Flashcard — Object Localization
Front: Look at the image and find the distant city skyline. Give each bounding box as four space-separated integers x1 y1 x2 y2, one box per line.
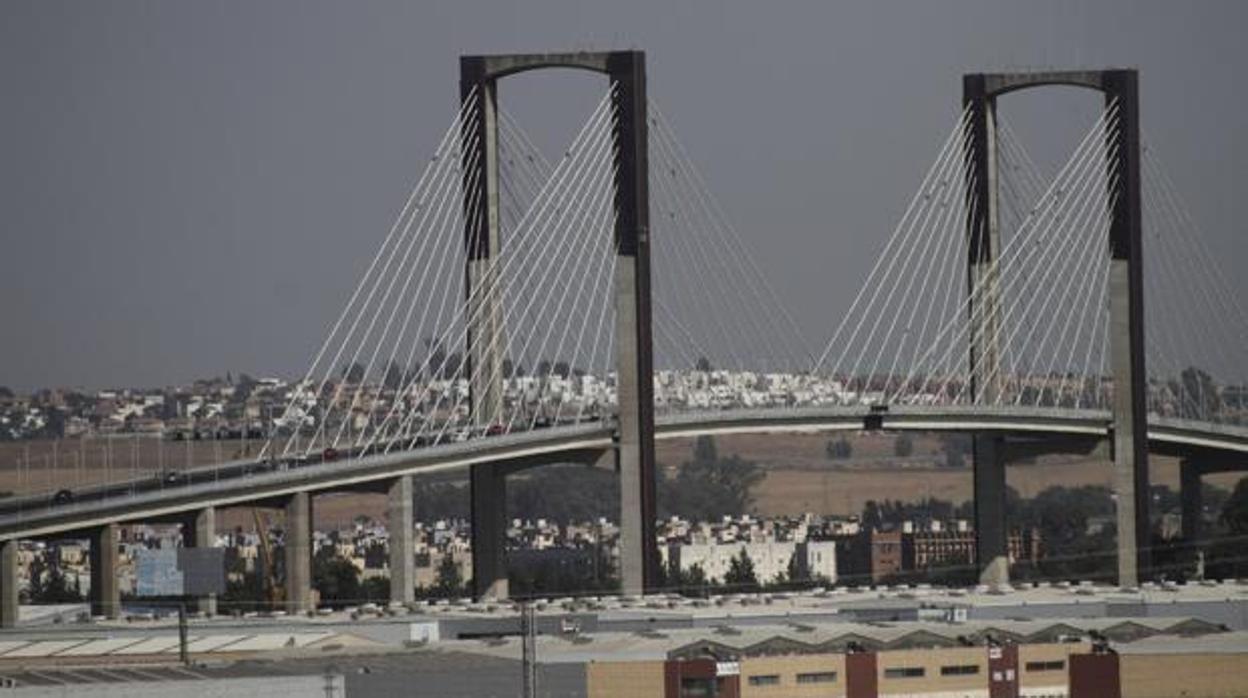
2 0 1246 390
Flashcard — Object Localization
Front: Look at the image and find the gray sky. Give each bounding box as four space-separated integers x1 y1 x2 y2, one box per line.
1 0 1244 391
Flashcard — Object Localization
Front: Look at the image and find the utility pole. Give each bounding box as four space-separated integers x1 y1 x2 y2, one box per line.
177 601 189 666
521 602 538 698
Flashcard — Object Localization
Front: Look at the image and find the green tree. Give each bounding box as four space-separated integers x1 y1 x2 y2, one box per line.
313 549 362 606
433 554 464 598
660 437 764 521
1006 485 1117 581
681 563 708 591
693 435 718 464
695 356 714 372
423 340 447 381
1220 478 1248 535
232 373 258 402
25 551 83 604
362 577 391 602
786 550 807 583
826 437 852 460
221 554 267 611
940 434 970 468
383 361 405 391
508 466 619 524
723 548 758 590
341 362 367 384
36 567 81 603
1173 366 1222 420
894 434 914 458
412 479 470 522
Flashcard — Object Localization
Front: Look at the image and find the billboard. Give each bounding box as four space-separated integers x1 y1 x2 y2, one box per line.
135 548 225 597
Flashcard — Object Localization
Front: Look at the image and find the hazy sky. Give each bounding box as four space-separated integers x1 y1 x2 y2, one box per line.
1 0 1245 391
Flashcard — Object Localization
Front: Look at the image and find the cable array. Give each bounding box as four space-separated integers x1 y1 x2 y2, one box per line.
814 103 1123 410
261 88 1248 470
1141 141 1248 425
263 87 623 460
648 102 814 413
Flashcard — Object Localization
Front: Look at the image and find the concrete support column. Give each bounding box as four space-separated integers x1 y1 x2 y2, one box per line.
89 524 120 619
284 492 313 614
1180 459 1203 546
973 435 1009 586
387 475 415 605
0 539 18 628
185 506 218 616
471 463 508 599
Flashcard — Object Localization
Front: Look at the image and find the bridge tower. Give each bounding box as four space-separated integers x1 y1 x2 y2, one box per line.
963 70 1149 587
460 52 658 598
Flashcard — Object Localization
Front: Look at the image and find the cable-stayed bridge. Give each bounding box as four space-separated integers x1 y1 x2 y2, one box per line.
1 55 1245 627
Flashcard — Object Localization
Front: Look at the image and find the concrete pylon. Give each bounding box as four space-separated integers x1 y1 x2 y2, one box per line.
0 539 17 628
460 65 505 430
387 475 416 605
963 74 1009 587
461 58 509 602
962 70 1148 586
284 492 313 614
608 52 659 596
89 524 120 619
458 52 658 597
1102 70 1150 587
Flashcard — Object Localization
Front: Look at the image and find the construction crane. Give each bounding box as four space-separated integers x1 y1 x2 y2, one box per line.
252 508 283 609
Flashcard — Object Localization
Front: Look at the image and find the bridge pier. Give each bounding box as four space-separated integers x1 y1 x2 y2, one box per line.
973 435 1009 586
1181 459 1204 546
388 475 416 605
284 492 313 614
1 539 17 628
471 463 508 599
183 506 218 616
89 523 120 619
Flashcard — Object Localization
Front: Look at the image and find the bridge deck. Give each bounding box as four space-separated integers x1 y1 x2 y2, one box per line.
1 406 1245 541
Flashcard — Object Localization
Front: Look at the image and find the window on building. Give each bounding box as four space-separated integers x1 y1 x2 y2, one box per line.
1024 660 1066 672
796 671 837 684
679 678 714 697
884 667 925 679
940 665 980 676
747 675 781 686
